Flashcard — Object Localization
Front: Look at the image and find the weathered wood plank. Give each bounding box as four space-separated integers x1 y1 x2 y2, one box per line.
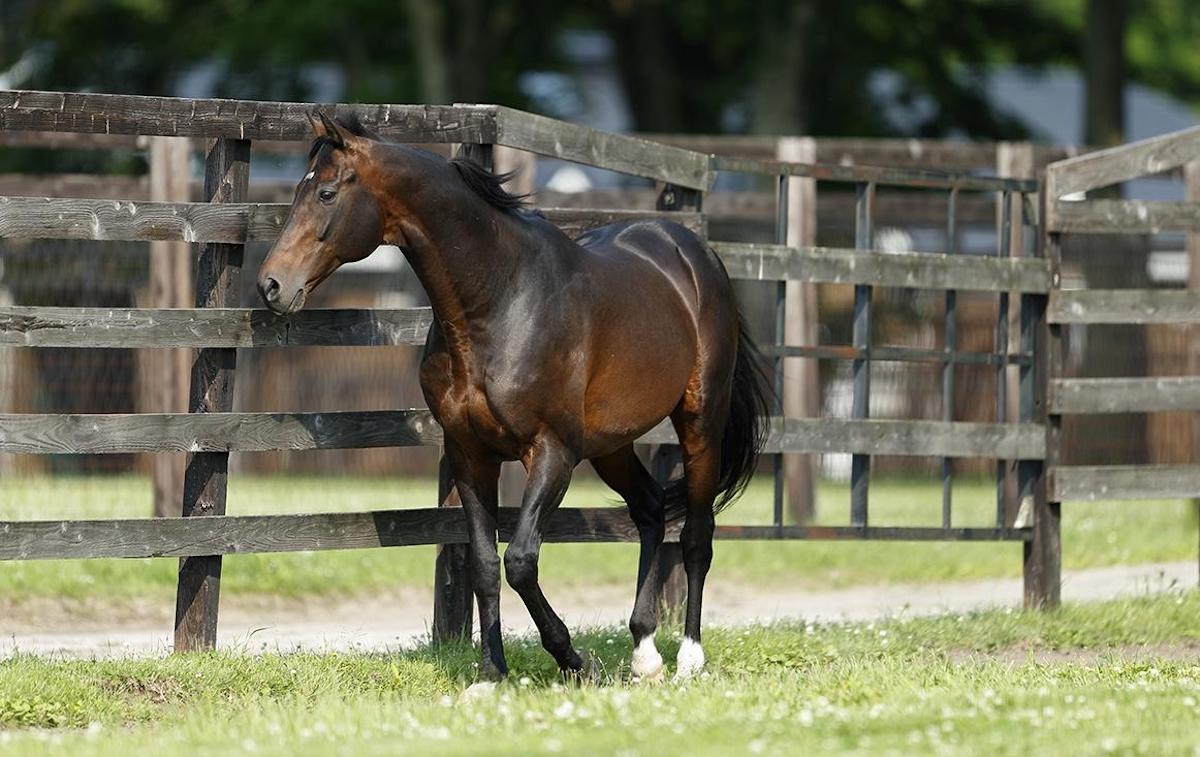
0 510 1030 561
713 242 1052 292
0 410 443 454
642 417 1046 460
1047 199 1200 233
0 196 287 243
1047 125 1200 198
1 306 1037 359
1051 377 1200 414
542 188 1005 227
1052 465 1200 501
1048 290 1200 324
494 106 710 190
0 129 1077 171
0 411 1044 459
711 155 1036 193
0 307 433 348
0 197 701 243
0 90 497 143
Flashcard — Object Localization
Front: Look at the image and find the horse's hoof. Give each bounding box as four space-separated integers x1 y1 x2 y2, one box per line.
672 638 706 682
631 637 664 683
563 651 603 686
461 681 500 700
633 663 665 684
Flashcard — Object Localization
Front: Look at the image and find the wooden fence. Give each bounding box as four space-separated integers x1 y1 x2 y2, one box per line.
1041 127 1200 600
0 130 1070 517
1 89 1052 651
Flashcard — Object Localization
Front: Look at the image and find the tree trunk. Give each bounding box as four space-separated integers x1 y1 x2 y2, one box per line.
1064 0 1147 466
750 1 814 135
1084 0 1127 149
404 0 450 103
605 5 683 132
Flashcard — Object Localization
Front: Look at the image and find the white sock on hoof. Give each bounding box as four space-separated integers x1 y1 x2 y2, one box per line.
630 636 663 679
461 681 499 700
674 637 705 680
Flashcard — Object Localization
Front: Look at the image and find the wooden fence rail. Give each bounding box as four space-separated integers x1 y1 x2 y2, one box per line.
0 510 1032 563
0 197 705 243
1049 290 1200 324
0 412 1045 460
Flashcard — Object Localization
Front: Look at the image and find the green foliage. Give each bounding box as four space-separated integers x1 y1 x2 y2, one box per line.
2 1 1197 139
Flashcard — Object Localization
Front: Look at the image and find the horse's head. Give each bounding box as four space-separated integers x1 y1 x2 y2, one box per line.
257 112 384 315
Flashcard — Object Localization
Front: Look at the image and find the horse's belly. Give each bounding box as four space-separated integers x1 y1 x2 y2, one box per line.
581 338 693 457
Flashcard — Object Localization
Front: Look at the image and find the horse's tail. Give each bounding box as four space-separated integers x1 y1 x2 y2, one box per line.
663 313 772 521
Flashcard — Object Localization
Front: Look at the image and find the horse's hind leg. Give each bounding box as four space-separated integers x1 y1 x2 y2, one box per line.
591 445 666 680
504 437 587 674
671 411 721 680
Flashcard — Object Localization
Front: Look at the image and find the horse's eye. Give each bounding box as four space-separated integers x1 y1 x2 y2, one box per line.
318 188 336 202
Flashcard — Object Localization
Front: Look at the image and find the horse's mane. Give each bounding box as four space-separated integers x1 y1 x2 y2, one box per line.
449 149 530 212
307 113 528 213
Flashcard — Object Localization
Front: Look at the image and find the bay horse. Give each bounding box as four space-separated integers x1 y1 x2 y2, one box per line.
257 112 769 684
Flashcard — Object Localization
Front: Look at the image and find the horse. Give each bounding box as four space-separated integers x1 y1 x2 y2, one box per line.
257 112 769 684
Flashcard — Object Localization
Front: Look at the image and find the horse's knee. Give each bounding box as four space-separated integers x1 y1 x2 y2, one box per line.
503 545 539 591
470 546 501 595
629 610 657 642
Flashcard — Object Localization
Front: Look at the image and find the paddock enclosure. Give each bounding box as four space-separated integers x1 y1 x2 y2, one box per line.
0 90 1195 651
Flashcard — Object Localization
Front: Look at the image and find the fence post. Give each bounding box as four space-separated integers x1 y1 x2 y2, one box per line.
433 455 473 641
776 137 818 523
173 136 250 652
1023 179 1061 609
997 143 1035 523
143 136 192 517
1186 159 1200 587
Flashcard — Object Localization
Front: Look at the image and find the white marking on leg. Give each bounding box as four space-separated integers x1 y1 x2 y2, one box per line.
630 636 663 680
461 681 498 700
674 637 705 680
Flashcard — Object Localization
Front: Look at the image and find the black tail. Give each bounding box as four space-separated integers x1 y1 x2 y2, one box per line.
663 314 772 521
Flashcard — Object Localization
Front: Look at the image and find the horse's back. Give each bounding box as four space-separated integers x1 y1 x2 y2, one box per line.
574 219 729 300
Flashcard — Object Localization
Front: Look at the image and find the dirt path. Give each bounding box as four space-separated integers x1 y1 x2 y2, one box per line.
2 561 1194 659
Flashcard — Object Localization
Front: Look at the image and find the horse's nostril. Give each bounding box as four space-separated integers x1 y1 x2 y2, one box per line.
259 277 281 303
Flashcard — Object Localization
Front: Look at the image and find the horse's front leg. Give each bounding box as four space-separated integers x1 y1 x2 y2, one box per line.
444 440 506 682
504 437 585 674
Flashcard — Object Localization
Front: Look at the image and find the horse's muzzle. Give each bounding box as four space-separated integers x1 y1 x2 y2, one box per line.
257 275 305 315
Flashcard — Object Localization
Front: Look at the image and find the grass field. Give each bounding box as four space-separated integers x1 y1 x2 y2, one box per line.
0 474 1196 604
0 592 1197 755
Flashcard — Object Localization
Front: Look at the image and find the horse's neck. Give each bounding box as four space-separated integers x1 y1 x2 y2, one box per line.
381 158 523 332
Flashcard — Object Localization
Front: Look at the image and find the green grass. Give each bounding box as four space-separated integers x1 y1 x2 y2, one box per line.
0 474 1196 603
0 592 1197 755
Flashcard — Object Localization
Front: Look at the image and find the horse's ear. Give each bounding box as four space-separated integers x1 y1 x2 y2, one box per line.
311 111 347 148
307 111 325 138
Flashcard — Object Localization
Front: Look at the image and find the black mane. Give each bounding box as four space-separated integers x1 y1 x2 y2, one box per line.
449 151 529 212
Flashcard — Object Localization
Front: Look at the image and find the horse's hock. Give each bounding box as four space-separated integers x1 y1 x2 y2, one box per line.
0 89 1197 650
